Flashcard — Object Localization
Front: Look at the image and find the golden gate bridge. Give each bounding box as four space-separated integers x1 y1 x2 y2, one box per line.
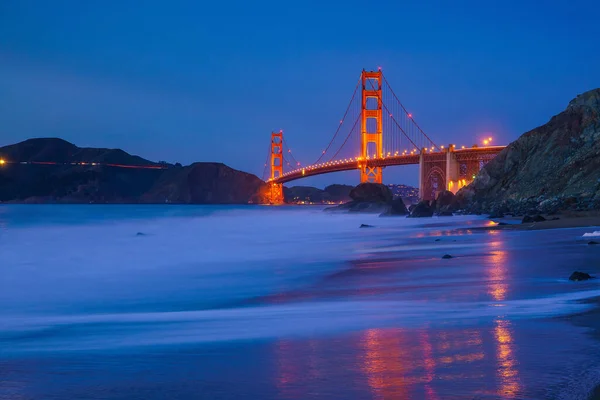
262 69 505 204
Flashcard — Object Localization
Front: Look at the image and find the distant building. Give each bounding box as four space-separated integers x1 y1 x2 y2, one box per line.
387 184 419 204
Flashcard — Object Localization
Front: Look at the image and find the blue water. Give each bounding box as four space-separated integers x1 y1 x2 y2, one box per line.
1 205 600 399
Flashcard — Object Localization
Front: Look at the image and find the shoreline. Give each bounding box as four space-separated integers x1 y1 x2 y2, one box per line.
475 210 600 232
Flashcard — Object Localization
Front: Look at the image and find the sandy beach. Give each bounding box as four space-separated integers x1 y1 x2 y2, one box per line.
476 210 600 232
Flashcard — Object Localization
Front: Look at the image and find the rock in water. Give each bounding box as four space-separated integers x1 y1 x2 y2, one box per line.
408 200 434 218
569 271 594 281
380 198 409 217
522 215 534 223
435 190 456 212
136 232 146 236
533 215 546 222
325 183 394 214
442 254 453 259
360 224 374 228
589 241 599 245
349 183 393 203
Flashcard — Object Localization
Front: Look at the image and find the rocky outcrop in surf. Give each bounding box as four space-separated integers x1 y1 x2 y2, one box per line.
325 183 409 216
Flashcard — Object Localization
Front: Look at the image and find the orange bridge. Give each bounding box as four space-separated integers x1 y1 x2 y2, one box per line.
263 69 505 203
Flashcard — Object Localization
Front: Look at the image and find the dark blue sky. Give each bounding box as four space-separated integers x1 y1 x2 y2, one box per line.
1 0 598 187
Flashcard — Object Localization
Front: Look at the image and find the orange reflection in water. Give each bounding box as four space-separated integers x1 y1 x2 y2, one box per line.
360 328 438 399
488 248 508 301
361 327 489 399
485 236 522 396
493 319 521 397
362 328 410 399
419 330 439 400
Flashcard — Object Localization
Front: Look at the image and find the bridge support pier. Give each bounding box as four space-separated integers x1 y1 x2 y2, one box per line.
418 148 425 199
268 131 285 204
267 182 284 205
445 144 460 194
360 70 383 183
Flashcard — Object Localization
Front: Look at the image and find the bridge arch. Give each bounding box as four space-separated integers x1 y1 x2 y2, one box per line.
424 166 445 202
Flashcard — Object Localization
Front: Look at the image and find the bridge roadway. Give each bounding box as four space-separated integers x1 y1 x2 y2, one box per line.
271 146 506 184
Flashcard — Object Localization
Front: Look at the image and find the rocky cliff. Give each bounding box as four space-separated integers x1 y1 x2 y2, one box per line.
457 88 600 214
0 138 266 204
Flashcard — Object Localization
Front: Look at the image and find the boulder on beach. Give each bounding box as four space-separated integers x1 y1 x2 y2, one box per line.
380 197 409 217
435 190 456 213
349 183 393 203
522 215 546 223
325 183 406 215
569 271 594 281
408 200 434 218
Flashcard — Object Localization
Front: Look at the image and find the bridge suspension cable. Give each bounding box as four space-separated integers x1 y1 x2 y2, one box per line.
381 72 439 151
365 77 421 155
282 137 301 168
262 142 272 181
312 75 362 165
327 110 362 162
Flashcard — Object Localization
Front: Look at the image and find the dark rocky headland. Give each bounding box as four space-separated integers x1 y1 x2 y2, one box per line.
455 88 600 215
0 138 268 204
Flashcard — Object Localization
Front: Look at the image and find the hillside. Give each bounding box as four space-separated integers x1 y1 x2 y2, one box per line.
284 184 354 204
0 138 266 204
456 88 600 214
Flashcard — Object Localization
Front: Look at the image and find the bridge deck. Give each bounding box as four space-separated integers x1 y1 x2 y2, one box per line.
271 146 506 184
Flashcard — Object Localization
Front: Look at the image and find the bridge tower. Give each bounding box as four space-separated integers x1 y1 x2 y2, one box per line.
268 130 284 204
360 70 383 183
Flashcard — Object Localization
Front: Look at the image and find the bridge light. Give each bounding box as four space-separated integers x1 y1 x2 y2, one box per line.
483 139 489 146
408 113 412 118
461 145 465 149
441 145 444 149
488 137 492 141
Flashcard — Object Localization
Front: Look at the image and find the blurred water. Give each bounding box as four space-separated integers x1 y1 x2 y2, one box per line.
1 205 600 399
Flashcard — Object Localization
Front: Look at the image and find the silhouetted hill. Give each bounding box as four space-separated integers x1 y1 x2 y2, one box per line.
456 88 600 214
142 162 266 204
0 138 265 204
0 138 158 166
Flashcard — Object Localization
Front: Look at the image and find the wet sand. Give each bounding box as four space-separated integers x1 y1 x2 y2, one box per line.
559 299 600 400
477 210 600 232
